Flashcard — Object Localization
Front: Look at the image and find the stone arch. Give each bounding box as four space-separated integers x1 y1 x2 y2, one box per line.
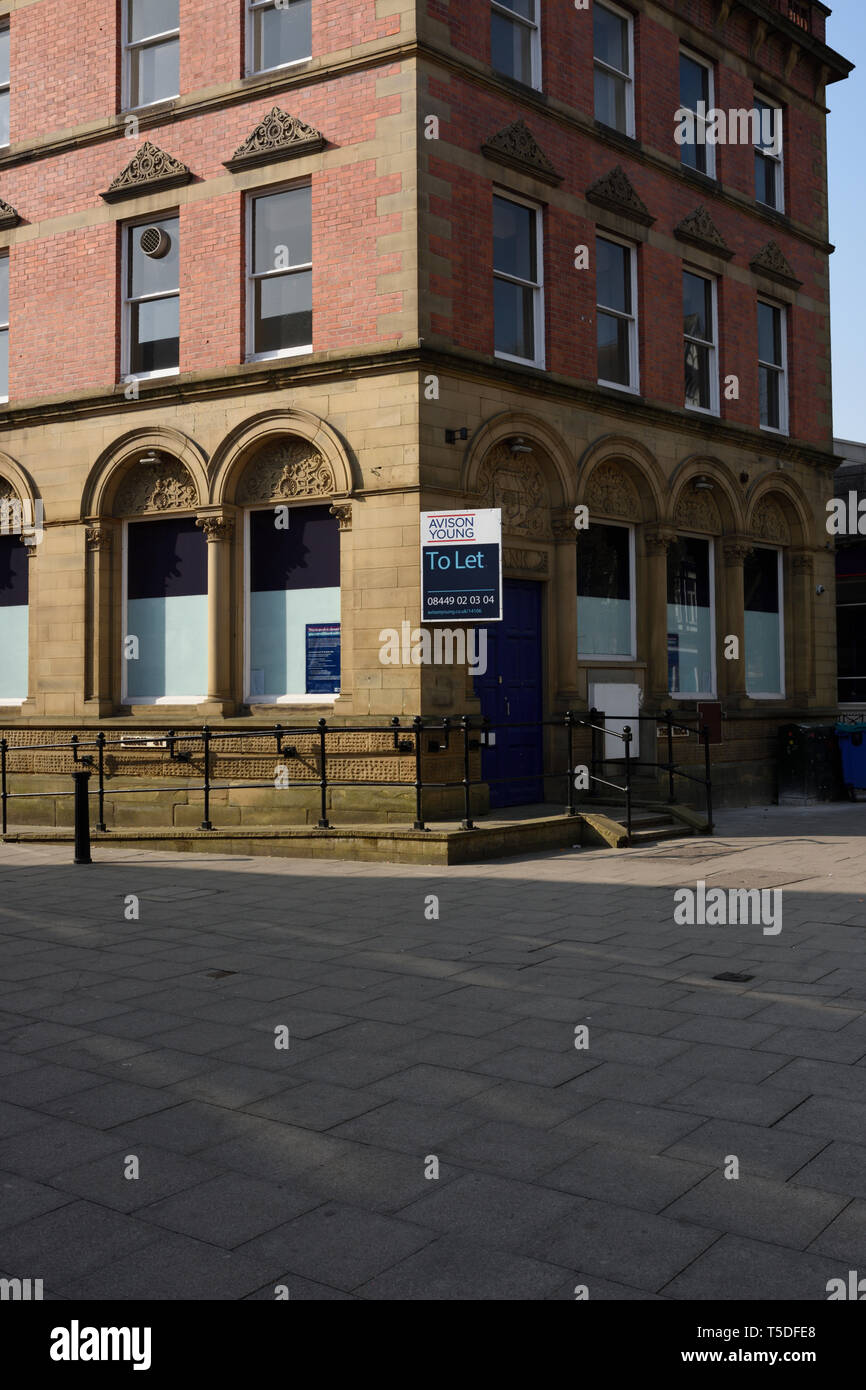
81 427 209 519
460 412 573 510
0 452 39 512
746 476 811 549
208 411 356 506
576 435 664 523
668 454 746 535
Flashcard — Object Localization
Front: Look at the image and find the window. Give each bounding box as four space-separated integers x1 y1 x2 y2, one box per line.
0 256 8 401
578 523 635 658
745 546 784 696
491 0 540 89
667 535 715 696
758 300 788 433
594 2 634 137
123 216 179 379
0 532 27 702
596 234 638 391
246 504 340 701
124 517 207 703
247 187 312 360
679 49 714 177
683 269 717 414
0 22 9 147
754 97 783 211
124 0 179 109
493 194 544 367
248 0 312 76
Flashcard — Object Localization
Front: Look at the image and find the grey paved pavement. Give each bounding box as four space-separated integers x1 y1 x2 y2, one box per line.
1 801 865 1300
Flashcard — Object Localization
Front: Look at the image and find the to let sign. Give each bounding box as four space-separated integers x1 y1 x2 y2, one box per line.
421 509 502 622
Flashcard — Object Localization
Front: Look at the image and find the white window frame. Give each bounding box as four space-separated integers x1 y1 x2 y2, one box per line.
246 185 313 363
754 94 784 212
745 545 785 699
120 517 206 706
577 520 636 662
680 46 715 179
0 253 8 403
593 0 635 139
122 1 180 112
0 19 10 150
596 230 639 394
121 213 180 383
491 0 541 92
246 0 312 79
757 298 789 436
683 266 719 417
668 533 717 700
493 189 545 369
243 505 340 705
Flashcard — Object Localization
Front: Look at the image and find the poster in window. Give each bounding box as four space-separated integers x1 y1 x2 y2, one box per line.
306 622 340 694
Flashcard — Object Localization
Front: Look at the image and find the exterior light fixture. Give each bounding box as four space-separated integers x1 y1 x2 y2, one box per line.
445 428 468 444
693 475 714 491
510 437 533 455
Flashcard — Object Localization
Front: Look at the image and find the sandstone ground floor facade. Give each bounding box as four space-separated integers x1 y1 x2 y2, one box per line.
0 356 840 820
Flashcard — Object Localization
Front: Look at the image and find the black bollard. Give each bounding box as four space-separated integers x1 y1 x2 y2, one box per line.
73 769 92 865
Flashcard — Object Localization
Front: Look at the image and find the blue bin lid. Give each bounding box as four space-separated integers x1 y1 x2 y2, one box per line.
836 722 866 734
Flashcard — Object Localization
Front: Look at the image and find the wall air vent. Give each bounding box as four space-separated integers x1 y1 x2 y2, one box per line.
139 226 171 259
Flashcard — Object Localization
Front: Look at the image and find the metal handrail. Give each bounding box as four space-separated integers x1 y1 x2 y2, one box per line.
0 710 714 851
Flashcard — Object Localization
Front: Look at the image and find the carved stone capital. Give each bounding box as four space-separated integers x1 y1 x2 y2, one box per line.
551 508 576 540
723 539 754 567
329 502 352 532
644 529 676 555
196 514 234 543
85 522 113 551
791 551 814 574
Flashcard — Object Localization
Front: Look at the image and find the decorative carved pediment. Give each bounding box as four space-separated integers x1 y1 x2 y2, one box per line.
674 206 733 260
752 499 791 544
0 197 20 229
481 120 562 186
114 458 198 515
585 464 642 521
750 241 801 288
237 438 336 503
224 108 326 172
586 166 654 226
101 142 193 202
477 443 549 538
675 491 721 533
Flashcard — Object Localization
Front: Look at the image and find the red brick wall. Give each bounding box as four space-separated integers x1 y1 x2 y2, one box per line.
4 61 406 398
420 0 839 449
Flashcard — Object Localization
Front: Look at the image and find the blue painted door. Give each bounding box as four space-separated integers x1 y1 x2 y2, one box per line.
474 579 544 807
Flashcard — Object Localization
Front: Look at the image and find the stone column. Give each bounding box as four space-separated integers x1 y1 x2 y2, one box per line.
643 529 675 703
83 520 119 716
552 511 579 701
790 550 814 701
330 502 352 705
722 539 753 704
197 510 235 716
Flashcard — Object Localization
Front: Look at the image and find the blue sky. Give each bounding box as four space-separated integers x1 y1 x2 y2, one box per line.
827 2 864 443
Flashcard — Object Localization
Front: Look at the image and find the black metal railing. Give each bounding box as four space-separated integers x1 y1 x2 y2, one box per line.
0 710 714 859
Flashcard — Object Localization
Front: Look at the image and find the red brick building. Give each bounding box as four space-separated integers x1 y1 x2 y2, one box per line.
0 1 854 821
